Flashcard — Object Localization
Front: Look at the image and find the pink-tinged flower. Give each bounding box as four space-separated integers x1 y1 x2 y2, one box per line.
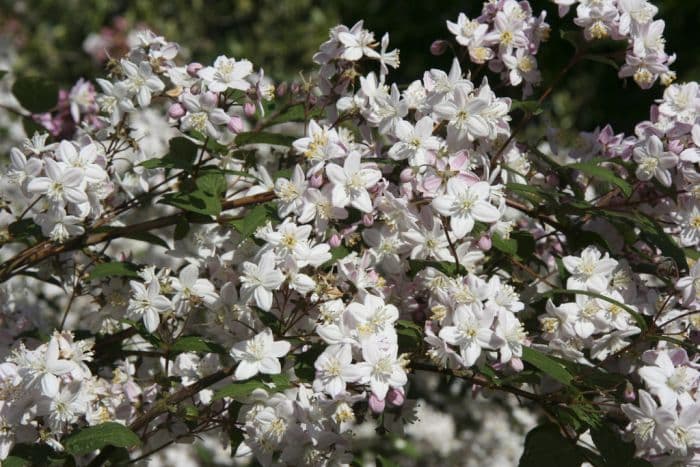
313 344 356 397
198 55 253 93
230 328 290 380
326 152 382 213
633 135 678 187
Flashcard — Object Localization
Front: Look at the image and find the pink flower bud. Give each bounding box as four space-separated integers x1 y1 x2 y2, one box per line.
477 235 492 251
362 213 374 227
509 357 524 372
227 115 243 133
244 102 256 117
329 234 342 248
290 82 301 94
309 172 324 188
430 40 448 56
202 91 219 108
276 82 288 97
386 388 405 407
186 62 203 77
624 383 636 402
168 103 186 119
400 168 414 183
545 173 559 187
368 393 386 414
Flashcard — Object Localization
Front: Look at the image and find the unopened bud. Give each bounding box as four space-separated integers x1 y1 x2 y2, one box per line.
362 213 374 227
400 168 414 183
276 82 288 98
509 357 524 372
309 172 324 188
186 62 203 77
368 393 386 414
386 388 405 407
430 40 449 56
624 382 636 402
329 234 342 248
168 103 186 119
477 235 492 251
227 115 243 133
244 102 256 117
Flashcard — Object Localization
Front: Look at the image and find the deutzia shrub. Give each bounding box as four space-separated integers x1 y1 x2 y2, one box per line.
0 1 698 466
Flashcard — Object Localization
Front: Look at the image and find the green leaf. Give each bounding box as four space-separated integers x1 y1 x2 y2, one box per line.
396 319 422 353
407 259 462 277
7 218 43 242
213 374 292 401
87 262 140 281
4 444 59 467
141 136 199 169
511 99 543 116
567 161 632 197
161 188 221 217
169 336 225 354
519 424 585 467
123 231 170 249
321 245 352 269
492 233 517 255
582 54 620 70
591 425 635 466
12 77 58 113
266 103 324 126
235 131 296 147
0 70 7 80
521 347 574 386
63 422 141 456
230 203 276 239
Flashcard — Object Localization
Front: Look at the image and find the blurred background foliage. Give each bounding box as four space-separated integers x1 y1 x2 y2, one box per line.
1 0 699 135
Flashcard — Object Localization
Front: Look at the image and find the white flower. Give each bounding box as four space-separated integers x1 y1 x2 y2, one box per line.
240 252 285 311
433 86 491 142
55 141 107 184
562 246 618 292
338 28 380 61
121 60 165 107
198 55 253 93
181 91 231 140
274 165 308 218
431 179 501 239
172 264 219 312
128 280 172 333
230 328 291 380
347 294 399 336
346 340 406 400
326 152 382 213
438 305 504 367
633 135 678 187
388 116 441 166
313 344 356 397
27 158 87 206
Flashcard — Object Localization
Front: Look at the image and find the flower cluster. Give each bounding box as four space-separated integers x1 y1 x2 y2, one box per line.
555 0 675 88
0 1 698 466
446 0 550 95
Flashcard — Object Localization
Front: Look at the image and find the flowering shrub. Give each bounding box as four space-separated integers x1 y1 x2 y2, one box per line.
0 1 698 465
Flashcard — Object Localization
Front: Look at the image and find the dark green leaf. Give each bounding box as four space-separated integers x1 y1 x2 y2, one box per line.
213 375 291 401
521 346 574 385
7 218 42 242
582 54 620 70
161 189 221 217
519 424 585 467
169 336 225 354
567 161 632 197
230 203 276 239
141 137 199 169
321 245 352 269
591 425 635 466
235 131 296 147
266 103 324 126
511 99 543 116
12 77 58 113
87 262 140 281
63 422 141 456
492 232 517 256
123 232 169 249
407 259 462 277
